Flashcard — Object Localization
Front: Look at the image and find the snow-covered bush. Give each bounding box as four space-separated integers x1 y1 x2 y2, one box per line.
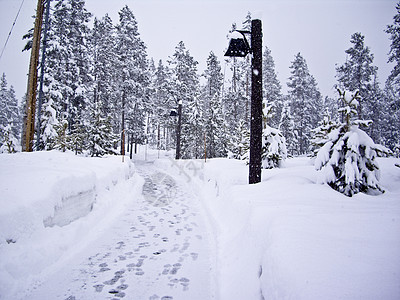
0 124 19 153
228 119 250 161
262 125 287 168
315 89 390 197
261 103 287 168
53 119 70 152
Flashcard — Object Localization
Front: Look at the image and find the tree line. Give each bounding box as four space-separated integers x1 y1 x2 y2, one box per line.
0 0 399 161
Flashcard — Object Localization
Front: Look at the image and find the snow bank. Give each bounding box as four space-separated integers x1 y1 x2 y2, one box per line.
0 150 141 299
199 156 400 300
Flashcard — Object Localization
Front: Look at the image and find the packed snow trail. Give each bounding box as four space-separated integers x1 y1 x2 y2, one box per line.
24 158 215 300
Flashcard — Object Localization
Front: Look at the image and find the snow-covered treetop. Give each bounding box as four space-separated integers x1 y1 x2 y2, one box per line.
337 89 361 128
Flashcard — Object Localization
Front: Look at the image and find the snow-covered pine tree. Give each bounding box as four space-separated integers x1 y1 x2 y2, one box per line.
383 81 400 155
228 119 250 161
310 108 340 157
206 94 228 158
223 13 252 138
168 41 200 159
386 1 400 86
0 73 10 141
336 32 377 121
24 0 93 150
0 124 18 153
287 53 323 155
262 126 287 169
384 2 400 155
181 96 204 159
88 101 118 157
261 103 287 169
262 46 283 128
151 59 173 150
116 5 149 154
53 119 70 152
0 73 20 152
90 14 119 134
279 99 297 157
315 89 390 197
39 97 59 150
202 51 227 158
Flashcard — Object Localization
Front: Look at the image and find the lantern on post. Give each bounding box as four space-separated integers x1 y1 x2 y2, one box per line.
224 30 251 57
225 19 263 184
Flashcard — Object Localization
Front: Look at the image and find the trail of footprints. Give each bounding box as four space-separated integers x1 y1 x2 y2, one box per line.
68 171 203 300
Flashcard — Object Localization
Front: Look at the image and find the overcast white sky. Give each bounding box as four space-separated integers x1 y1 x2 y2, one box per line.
0 0 397 100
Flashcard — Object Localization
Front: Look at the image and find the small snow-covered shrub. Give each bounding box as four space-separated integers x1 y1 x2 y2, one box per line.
262 125 287 168
315 90 390 197
0 124 19 153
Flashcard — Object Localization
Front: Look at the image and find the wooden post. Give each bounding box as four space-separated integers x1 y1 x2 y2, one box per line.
22 0 45 152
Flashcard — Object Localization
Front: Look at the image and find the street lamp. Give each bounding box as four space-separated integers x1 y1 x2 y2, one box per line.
169 100 182 159
225 19 263 184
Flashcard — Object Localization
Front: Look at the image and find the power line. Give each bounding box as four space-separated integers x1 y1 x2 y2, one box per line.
0 0 26 62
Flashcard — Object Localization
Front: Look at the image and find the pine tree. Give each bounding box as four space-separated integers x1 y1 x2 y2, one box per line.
0 74 10 142
25 0 93 151
279 99 296 157
336 32 377 120
228 119 250 160
90 14 119 132
40 97 58 150
0 124 19 153
116 5 149 154
287 53 323 155
383 81 400 155
262 104 287 168
223 12 252 132
386 2 400 83
315 89 390 197
53 119 70 152
181 96 204 159
150 59 173 150
0 73 20 152
310 108 340 157
263 46 283 128
202 51 227 158
385 2 400 155
168 41 200 158
88 102 118 157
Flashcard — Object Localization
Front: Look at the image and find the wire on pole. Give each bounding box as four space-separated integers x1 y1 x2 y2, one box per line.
0 0 25 62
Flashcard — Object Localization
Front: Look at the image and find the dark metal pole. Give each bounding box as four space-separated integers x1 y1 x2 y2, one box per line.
121 91 125 156
249 19 263 184
176 100 182 159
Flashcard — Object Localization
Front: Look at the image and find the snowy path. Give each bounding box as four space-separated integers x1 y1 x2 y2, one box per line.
24 159 215 300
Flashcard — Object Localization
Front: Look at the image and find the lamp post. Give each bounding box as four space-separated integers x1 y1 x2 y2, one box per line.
225 19 263 184
169 100 182 160
176 100 182 160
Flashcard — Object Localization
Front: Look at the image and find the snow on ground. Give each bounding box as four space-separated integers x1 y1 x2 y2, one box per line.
198 156 400 300
0 148 399 299
0 150 140 299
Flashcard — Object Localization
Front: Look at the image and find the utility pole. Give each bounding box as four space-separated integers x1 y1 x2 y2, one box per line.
22 0 45 152
249 19 263 184
36 0 51 149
